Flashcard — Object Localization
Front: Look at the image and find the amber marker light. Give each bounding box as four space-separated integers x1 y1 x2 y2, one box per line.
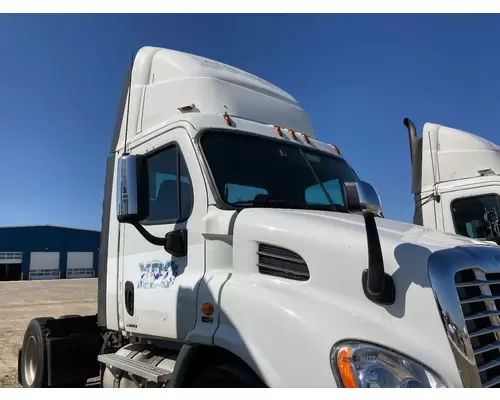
301 133 311 144
223 112 232 126
201 303 214 316
331 144 341 155
336 347 357 388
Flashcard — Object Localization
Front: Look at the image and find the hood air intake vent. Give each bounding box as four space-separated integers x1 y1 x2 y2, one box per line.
257 243 309 281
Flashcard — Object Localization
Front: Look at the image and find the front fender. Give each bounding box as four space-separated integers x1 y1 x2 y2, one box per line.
214 273 462 388
214 279 342 388
213 323 286 387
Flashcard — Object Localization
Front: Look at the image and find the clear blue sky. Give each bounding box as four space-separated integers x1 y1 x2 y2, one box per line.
0 14 499 231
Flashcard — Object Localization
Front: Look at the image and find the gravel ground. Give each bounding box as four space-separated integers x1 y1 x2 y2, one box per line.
0 278 97 388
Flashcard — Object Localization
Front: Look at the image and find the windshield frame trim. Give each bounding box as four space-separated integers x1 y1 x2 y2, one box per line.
194 127 358 212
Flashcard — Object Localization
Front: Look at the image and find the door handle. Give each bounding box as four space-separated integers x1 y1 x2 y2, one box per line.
124 281 134 316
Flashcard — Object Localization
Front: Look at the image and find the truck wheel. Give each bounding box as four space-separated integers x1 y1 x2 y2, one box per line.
19 317 53 388
192 362 265 388
59 315 81 319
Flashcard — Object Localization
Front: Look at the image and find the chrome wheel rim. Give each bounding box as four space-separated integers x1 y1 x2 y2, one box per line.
24 336 37 386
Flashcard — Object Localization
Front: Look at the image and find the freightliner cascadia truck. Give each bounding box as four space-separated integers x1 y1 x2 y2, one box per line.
16 46 500 388
403 118 499 245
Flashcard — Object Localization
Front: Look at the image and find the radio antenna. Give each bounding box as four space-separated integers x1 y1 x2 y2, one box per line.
123 52 134 155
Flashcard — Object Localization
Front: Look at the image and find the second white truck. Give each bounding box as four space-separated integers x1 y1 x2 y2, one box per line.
403 118 500 244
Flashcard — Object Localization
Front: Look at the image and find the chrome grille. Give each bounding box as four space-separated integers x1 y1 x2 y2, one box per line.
428 245 500 388
456 269 500 388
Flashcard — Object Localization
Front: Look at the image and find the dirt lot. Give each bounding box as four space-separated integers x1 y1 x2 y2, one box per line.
0 278 97 388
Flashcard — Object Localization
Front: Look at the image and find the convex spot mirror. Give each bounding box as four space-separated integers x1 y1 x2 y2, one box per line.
343 180 383 217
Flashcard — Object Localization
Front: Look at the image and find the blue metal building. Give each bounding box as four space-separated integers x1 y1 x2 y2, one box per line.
0 225 100 281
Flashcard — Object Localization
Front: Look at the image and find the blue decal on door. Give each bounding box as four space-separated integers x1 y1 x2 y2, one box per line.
137 260 179 289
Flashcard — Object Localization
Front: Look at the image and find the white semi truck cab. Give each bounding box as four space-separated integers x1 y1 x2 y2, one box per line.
404 118 500 244
17 46 500 388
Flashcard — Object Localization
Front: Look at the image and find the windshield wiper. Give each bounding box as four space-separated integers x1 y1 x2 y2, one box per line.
230 199 311 210
298 147 337 212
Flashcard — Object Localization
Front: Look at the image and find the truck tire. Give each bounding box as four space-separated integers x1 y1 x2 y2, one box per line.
192 362 265 388
19 317 54 388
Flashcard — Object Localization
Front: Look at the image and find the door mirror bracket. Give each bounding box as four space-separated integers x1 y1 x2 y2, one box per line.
130 222 187 257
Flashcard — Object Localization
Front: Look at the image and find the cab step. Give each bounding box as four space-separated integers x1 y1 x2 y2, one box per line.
97 353 172 383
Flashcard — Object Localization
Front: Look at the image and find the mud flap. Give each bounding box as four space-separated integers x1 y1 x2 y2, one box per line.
45 315 102 387
47 332 102 386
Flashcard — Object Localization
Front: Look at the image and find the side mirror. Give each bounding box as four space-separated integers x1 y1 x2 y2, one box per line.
343 180 395 305
115 154 187 255
343 181 382 217
116 154 149 223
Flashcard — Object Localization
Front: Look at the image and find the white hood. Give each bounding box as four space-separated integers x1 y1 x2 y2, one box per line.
235 208 489 273
228 208 494 387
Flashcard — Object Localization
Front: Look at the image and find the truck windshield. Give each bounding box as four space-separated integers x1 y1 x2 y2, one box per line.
200 130 359 212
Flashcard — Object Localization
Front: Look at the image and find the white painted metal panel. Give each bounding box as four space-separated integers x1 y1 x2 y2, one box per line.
67 252 94 279
30 252 59 280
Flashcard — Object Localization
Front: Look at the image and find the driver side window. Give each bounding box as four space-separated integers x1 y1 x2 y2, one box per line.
142 144 193 224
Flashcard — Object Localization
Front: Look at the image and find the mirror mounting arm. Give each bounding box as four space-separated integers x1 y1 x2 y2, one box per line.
361 211 395 305
343 180 396 306
131 222 166 247
130 222 187 258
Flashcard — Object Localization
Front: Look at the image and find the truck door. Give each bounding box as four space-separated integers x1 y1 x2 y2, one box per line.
118 126 207 340
440 184 500 242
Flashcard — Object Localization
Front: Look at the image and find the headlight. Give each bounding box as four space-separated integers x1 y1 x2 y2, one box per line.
331 342 446 388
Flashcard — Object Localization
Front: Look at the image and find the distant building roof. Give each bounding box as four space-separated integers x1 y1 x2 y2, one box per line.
0 225 100 233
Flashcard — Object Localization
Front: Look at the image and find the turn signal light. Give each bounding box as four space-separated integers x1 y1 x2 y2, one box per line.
337 347 356 388
201 303 214 316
